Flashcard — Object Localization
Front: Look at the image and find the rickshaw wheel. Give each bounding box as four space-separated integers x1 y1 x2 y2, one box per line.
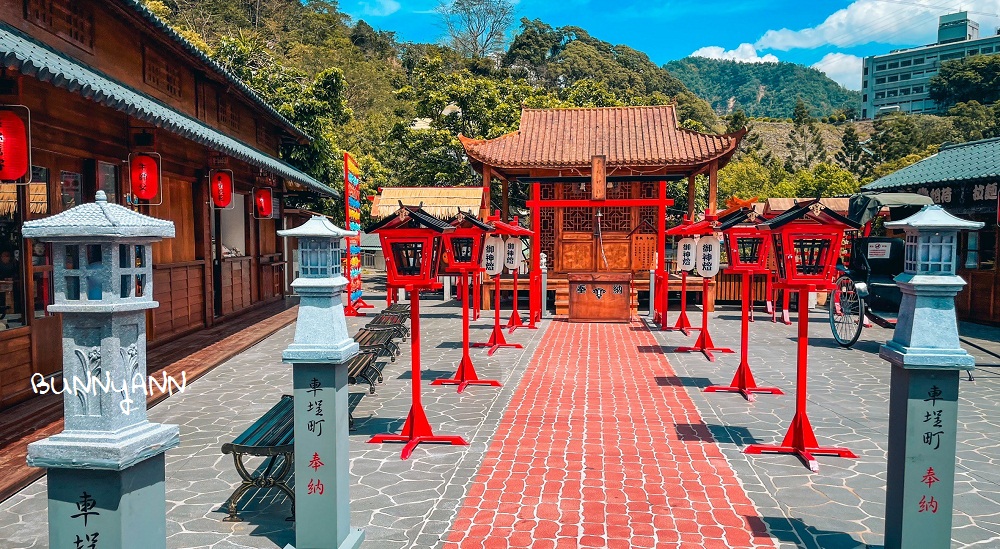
830 275 864 347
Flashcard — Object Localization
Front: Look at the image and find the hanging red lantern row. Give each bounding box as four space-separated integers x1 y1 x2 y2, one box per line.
0 109 30 182
129 153 160 201
254 187 273 218
211 169 234 209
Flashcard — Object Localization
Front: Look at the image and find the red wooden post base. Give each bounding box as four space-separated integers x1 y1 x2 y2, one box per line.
506 269 527 332
744 291 856 471
668 271 699 335
433 270 502 393
345 297 375 317
368 290 468 459
705 272 783 401
475 274 523 356
675 278 733 362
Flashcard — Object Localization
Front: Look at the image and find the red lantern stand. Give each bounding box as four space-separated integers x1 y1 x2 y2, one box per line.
474 216 530 355
471 268 482 321
493 215 534 333
432 212 501 393
704 223 784 401
744 200 860 471
663 217 698 334
367 206 468 459
672 213 734 361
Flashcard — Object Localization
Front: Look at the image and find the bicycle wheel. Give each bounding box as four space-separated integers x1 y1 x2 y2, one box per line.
829 275 864 347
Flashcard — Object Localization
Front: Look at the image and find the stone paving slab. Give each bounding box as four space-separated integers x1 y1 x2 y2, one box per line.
445 319 777 549
0 299 546 549
648 303 1000 549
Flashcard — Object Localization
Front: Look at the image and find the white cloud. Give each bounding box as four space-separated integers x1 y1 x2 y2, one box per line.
756 0 1000 51
690 43 780 63
359 0 401 16
812 52 864 90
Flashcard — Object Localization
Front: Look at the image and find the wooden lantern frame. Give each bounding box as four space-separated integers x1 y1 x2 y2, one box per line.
769 224 845 291
723 225 772 273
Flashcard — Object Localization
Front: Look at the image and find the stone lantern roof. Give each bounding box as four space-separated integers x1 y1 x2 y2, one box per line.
22 190 175 240
885 204 984 232
277 215 355 239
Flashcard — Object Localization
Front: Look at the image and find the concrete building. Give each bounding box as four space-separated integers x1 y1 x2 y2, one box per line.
861 11 1000 118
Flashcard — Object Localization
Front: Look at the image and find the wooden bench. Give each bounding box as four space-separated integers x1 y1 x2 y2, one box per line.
348 392 365 430
346 351 387 394
366 312 410 338
221 395 295 522
384 303 411 315
355 328 400 361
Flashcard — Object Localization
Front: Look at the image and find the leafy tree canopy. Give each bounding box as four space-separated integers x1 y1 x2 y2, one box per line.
929 54 1000 109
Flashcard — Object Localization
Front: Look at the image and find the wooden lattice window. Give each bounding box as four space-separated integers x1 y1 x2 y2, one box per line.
640 181 657 199
539 184 555 201
565 182 590 200
143 45 182 99
638 207 658 233
540 207 555 266
25 0 94 51
603 207 631 232
563 207 592 232
256 120 278 151
607 182 631 200
218 99 241 131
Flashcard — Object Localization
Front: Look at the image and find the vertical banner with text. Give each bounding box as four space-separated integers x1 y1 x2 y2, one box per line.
344 152 371 315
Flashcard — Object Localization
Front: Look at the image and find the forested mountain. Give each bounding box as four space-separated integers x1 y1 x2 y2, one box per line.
664 57 862 118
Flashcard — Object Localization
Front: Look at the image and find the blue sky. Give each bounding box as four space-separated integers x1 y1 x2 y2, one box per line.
343 0 1000 90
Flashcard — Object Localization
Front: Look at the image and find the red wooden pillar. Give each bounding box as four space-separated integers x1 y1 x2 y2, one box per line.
529 181 542 326
656 179 669 329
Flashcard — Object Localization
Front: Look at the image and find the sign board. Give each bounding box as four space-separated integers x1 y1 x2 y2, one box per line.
695 235 721 278
867 241 892 259
677 237 697 272
504 237 523 271
482 235 504 276
343 152 365 313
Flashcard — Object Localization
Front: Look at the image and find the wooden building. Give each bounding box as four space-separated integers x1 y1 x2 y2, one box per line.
862 137 1000 324
459 106 745 319
0 1 335 411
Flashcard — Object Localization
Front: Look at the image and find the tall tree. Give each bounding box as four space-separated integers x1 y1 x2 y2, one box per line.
929 54 1000 109
947 100 1000 141
834 125 873 179
438 0 515 58
726 110 772 164
784 98 826 172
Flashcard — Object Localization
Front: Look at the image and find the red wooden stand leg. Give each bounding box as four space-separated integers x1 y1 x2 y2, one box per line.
475 274 523 356
744 292 856 472
506 269 525 332
676 278 734 362
669 271 698 334
658 271 672 331
764 272 774 316
705 272 783 401
472 270 481 321
433 270 502 393
369 290 468 459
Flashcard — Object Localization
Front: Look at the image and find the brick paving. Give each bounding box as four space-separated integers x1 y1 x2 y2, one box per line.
446 320 776 549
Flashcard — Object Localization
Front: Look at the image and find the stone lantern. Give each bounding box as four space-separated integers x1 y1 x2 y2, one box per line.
881 205 982 549
22 190 177 549
276 215 364 549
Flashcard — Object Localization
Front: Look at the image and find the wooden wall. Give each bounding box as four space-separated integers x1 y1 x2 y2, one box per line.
151 177 197 264
221 258 253 316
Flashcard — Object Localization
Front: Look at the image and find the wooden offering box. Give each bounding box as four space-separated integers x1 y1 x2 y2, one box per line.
567 272 632 323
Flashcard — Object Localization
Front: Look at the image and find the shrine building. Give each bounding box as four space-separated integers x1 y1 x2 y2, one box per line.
459 105 746 319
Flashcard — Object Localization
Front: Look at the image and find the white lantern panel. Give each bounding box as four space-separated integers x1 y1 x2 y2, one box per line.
677 237 697 272
504 237 523 271
695 235 721 278
482 235 504 276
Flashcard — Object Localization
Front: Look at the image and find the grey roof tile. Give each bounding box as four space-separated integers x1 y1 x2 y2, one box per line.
863 137 1000 190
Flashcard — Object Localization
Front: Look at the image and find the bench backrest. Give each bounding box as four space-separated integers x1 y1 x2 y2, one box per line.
231 394 295 449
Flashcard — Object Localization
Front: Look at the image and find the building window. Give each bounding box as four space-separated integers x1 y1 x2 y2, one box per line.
218 193 247 258
982 47 993 53
863 94 868 102
23 0 94 51
887 90 898 97
888 61 899 69
863 66 869 75
900 73 911 80
876 77 886 84
913 57 924 65
876 63 887 71
888 75 899 82
963 230 997 271
900 88 911 95
941 52 964 61
912 85 924 93
968 49 979 55
862 109 868 118
900 59 912 67
863 80 869 88
60 171 82 209
143 45 183 99
218 99 241 131
875 92 886 99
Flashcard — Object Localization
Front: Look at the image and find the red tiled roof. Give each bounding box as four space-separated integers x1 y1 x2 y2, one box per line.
459 106 745 170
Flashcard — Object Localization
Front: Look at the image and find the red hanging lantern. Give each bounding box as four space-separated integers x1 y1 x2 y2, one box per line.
211 170 233 208
0 110 29 182
129 154 160 200
254 187 273 218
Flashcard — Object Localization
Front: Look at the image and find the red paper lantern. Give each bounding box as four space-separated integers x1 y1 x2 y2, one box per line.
211 171 233 208
0 110 29 182
254 187 273 218
129 154 159 200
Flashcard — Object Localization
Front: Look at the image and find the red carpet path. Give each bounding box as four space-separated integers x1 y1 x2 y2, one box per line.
445 320 776 549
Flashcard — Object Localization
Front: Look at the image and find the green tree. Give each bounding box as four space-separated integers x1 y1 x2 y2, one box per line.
929 54 1000 109
946 100 1000 141
726 110 772 164
870 112 954 163
784 99 827 172
835 125 873 179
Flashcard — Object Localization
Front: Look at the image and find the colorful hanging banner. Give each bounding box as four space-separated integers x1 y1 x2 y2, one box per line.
343 152 371 316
